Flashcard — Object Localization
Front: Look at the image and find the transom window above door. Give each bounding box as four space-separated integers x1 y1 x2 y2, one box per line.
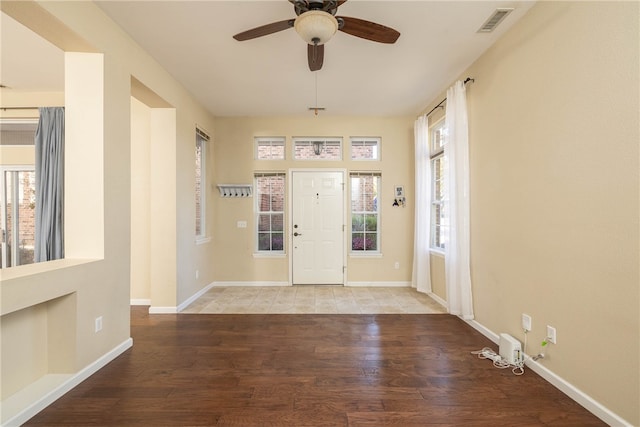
255 137 285 160
293 137 342 160
350 137 380 161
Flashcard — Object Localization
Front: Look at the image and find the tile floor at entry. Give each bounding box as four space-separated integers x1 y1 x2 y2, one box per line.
183 286 447 314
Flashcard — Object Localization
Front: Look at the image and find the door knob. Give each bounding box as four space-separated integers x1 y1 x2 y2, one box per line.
293 232 302 237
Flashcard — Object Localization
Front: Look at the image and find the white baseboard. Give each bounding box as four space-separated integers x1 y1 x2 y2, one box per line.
211 281 413 288
524 357 632 426
130 298 151 306
465 319 500 344
176 283 216 312
212 281 290 287
346 281 411 287
427 292 447 309
464 319 631 426
148 306 177 314
147 283 219 314
2 338 133 427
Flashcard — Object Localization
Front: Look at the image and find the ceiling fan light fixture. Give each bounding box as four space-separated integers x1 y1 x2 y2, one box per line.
294 10 338 45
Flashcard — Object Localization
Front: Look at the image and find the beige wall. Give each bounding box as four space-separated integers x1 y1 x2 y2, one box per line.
0 1 215 423
213 116 415 284
0 146 34 165
130 97 151 301
422 2 639 424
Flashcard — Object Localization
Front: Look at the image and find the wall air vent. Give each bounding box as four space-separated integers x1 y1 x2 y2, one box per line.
477 8 514 33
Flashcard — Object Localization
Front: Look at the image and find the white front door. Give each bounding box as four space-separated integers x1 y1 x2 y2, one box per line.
291 171 344 285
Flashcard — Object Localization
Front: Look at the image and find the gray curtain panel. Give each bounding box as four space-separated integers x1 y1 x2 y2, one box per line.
34 107 64 262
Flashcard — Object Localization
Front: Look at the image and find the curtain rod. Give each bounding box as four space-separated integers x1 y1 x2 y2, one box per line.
425 77 475 117
1 107 40 111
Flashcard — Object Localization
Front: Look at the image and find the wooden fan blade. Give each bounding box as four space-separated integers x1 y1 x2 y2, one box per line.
307 44 324 71
233 19 295 41
337 16 400 44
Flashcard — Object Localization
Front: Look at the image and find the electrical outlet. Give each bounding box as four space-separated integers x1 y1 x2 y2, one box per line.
237 220 247 228
394 261 400 269
95 316 103 333
546 325 557 344
196 270 199 279
522 313 532 332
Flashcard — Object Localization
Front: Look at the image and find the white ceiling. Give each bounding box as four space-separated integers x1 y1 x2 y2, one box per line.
2 1 536 117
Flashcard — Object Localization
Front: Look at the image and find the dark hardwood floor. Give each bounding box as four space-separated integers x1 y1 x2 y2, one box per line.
25 307 605 426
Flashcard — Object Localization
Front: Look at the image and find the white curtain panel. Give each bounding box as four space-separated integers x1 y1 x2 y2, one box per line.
444 81 474 319
412 115 432 294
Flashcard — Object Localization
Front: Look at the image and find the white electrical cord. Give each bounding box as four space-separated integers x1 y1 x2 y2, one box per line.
471 347 525 376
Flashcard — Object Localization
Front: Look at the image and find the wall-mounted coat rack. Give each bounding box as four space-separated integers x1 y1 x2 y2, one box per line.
217 184 252 198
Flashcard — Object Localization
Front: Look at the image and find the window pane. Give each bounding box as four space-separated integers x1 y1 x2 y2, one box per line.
258 233 271 251
294 138 342 160
364 233 378 251
364 214 377 231
272 213 284 231
256 138 285 160
350 173 380 253
351 138 380 160
272 233 284 251
1 169 36 268
195 129 208 238
255 173 285 252
352 214 364 231
352 232 364 250
431 122 448 153
258 214 271 232
195 138 202 236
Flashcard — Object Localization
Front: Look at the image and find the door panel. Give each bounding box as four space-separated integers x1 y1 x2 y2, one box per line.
292 171 344 284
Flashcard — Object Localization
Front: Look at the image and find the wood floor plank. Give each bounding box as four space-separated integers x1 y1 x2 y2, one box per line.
24 307 605 426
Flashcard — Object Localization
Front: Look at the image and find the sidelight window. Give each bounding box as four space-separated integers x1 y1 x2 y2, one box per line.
255 172 285 252
195 127 209 239
350 172 381 253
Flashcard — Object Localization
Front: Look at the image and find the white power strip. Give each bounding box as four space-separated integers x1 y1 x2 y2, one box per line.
499 333 523 365
472 337 526 376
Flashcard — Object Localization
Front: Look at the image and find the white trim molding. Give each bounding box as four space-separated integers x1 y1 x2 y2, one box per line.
346 281 411 288
177 283 217 312
426 292 447 309
130 298 151 306
2 338 133 427
148 283 219 314
464 319 632 427
212 281 290 287
148 306 177 314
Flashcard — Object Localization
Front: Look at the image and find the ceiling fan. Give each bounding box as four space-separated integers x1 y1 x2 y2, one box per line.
233 0 400 71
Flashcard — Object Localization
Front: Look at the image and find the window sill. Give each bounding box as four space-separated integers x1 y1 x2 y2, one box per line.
429 249 445 258
253 252 286 258
196 236 212 245
349 252 383 258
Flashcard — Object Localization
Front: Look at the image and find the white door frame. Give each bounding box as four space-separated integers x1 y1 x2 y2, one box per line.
288 168 347 285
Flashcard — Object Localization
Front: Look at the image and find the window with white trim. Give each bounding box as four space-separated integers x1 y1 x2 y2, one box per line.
350 137 380 160
430 120 448 250
293 137 342 160
350 172 381 253
255 172 285 252
195 128 209 239
255 137 285 160
1 119 38 268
